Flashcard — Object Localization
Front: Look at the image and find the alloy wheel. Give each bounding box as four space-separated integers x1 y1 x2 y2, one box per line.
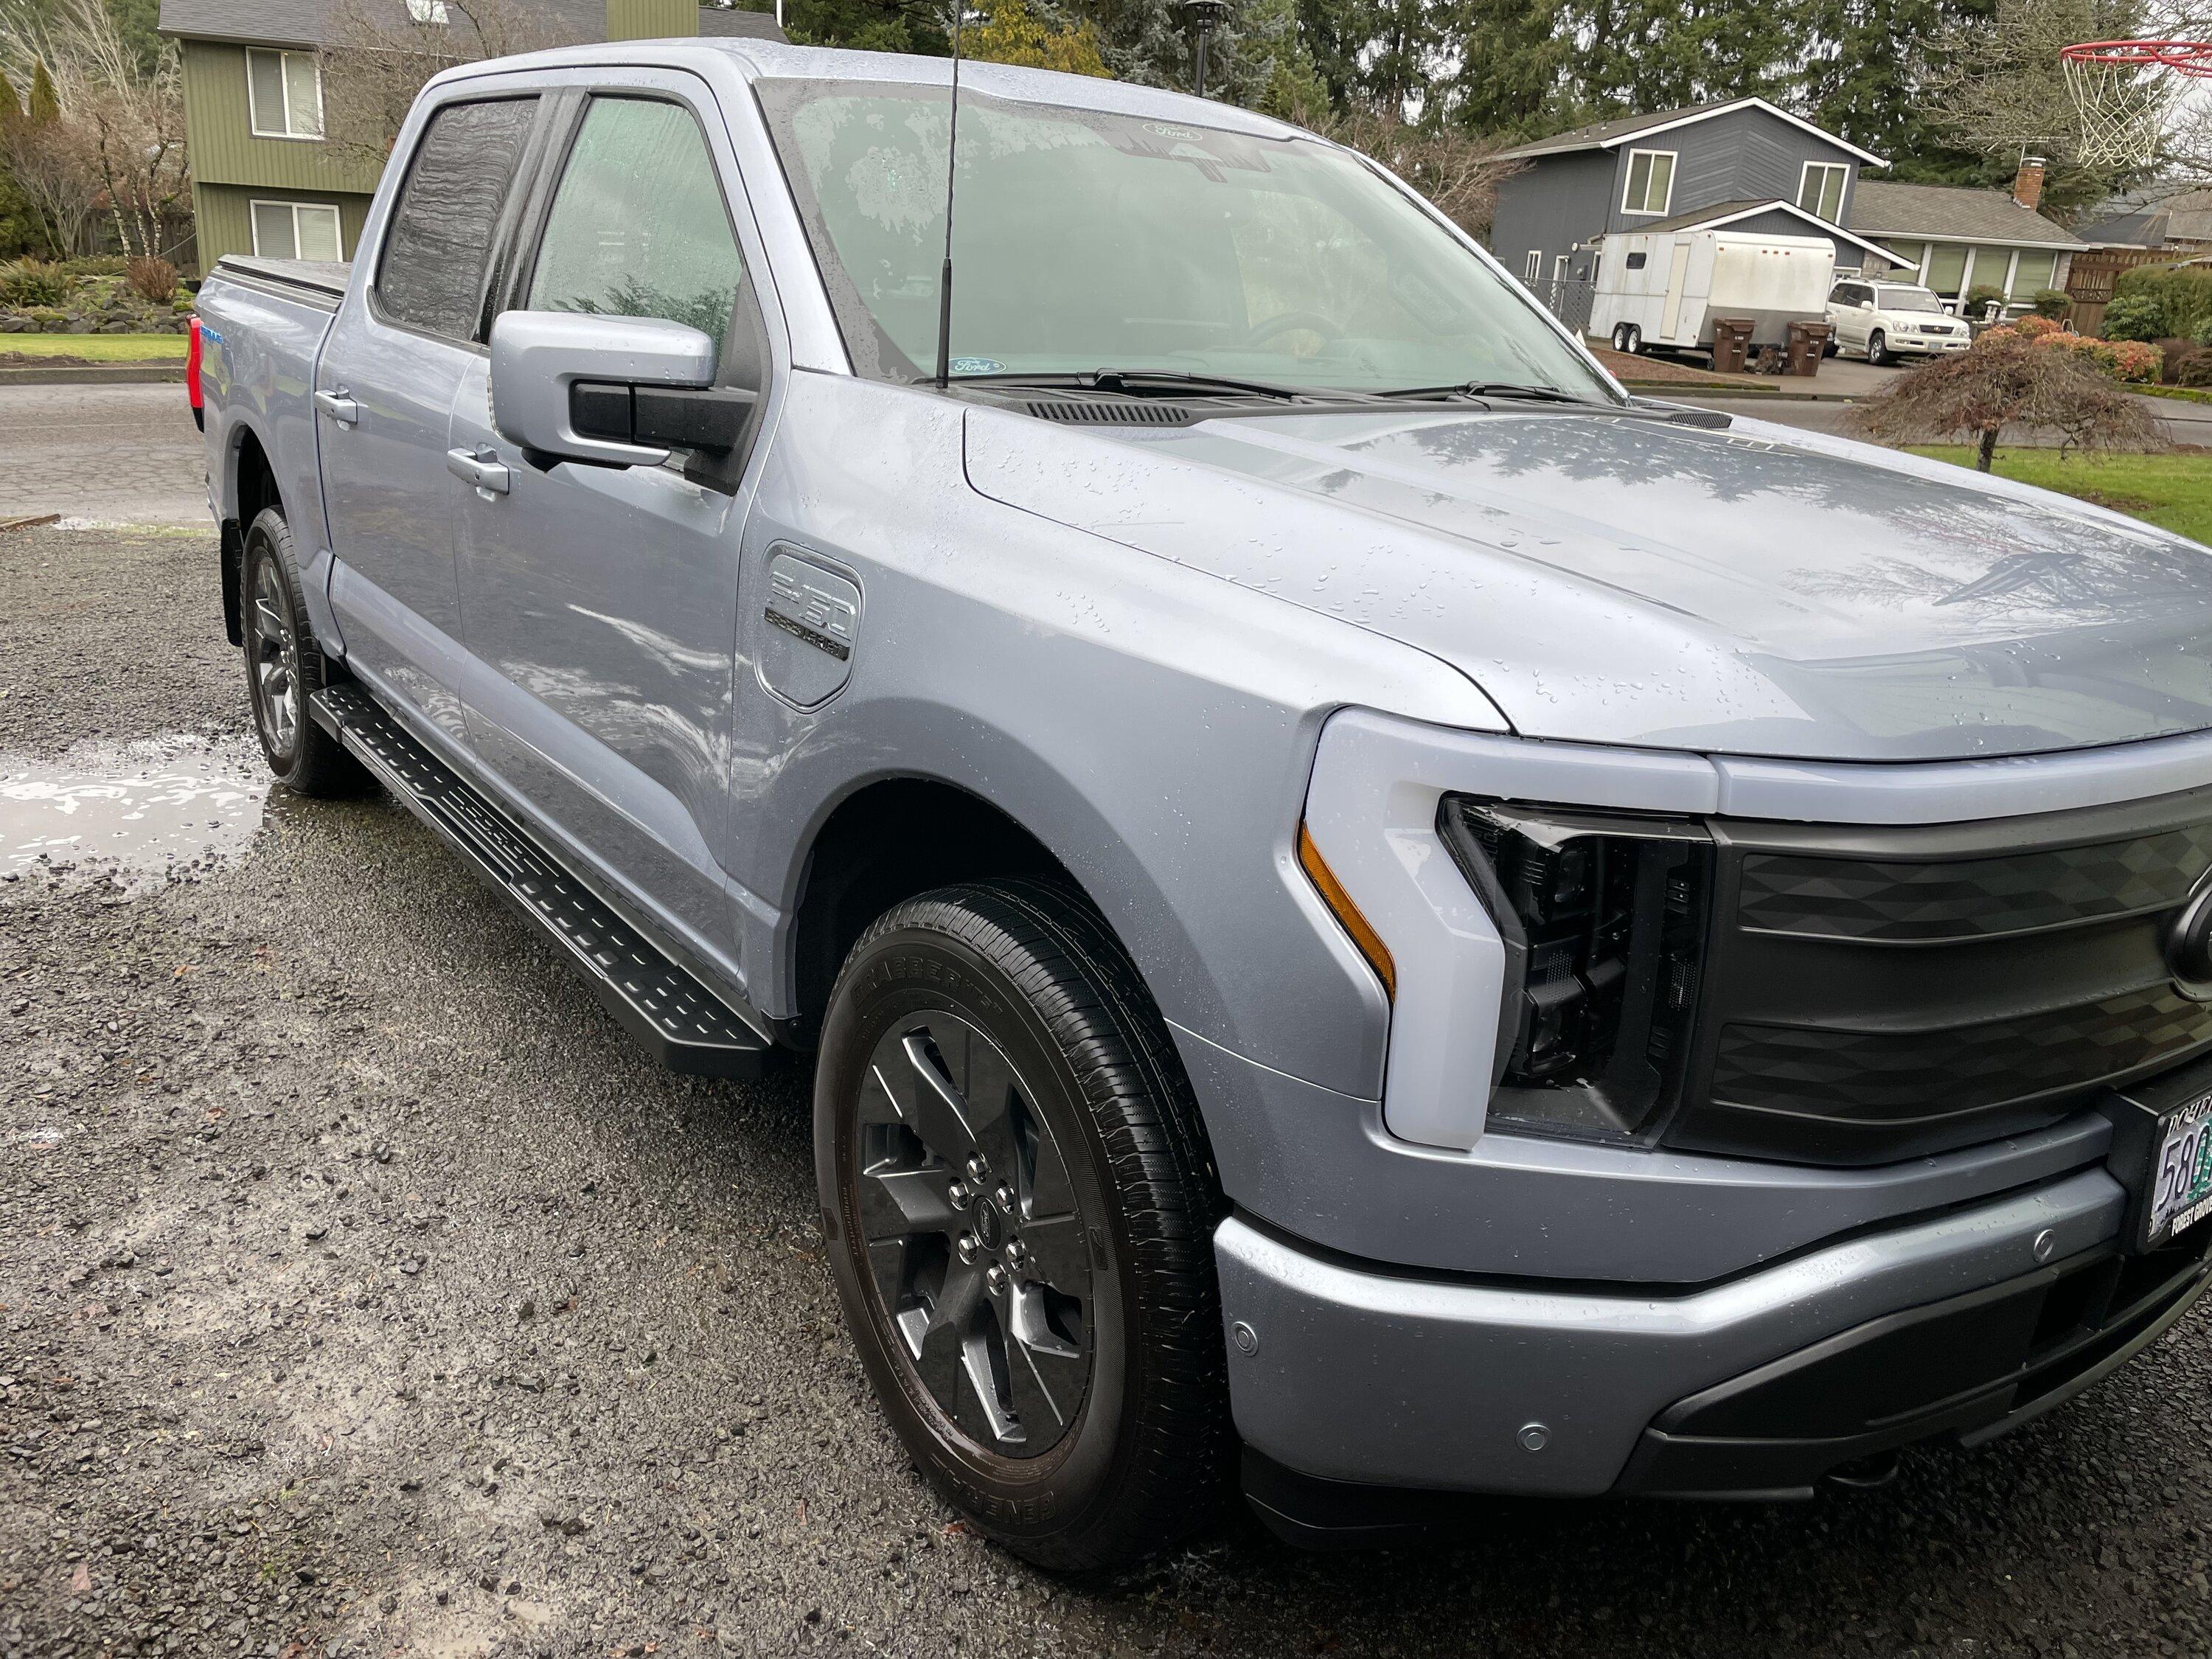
852 1009 1093 1459
248 554 300 759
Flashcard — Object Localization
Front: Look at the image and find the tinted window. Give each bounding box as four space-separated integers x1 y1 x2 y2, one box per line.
378 97 538 341
1625 251 1646 270
527 98 742 358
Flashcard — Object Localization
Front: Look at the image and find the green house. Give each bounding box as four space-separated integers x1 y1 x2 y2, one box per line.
157 0 785 270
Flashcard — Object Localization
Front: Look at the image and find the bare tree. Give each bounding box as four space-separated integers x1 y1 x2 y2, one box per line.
1852 331 2167 470
319 0 585 167
1313 105 1523 239
0 0 189 259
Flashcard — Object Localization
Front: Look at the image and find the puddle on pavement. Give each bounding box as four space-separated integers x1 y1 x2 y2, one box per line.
0 733 272 894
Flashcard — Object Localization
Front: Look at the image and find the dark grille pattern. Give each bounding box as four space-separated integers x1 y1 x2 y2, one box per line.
1711 984 2212 1121
1739 826 2212 943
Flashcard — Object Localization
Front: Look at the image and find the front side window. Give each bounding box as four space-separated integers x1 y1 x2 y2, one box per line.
1621 149 1674 215
251 199 343 261
1798 161 1848 223
376 97 539 341
246 48 322 139
758 81 1618 401
527 97 744 358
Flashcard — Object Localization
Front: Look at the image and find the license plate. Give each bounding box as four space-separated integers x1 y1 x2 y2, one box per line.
2149 1096 2212 1248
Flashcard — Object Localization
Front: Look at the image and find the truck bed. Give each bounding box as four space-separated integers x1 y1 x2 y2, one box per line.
208 256 352 310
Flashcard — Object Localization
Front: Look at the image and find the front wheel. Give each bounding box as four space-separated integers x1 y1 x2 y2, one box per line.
1866 329 1890 366
815 881 1229 1569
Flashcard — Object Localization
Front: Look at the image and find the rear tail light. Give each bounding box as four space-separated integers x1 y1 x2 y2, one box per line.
187 316 204 430
1439 797 1711 1141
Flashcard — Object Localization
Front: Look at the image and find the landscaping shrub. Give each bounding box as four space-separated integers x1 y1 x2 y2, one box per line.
0 257 69 307
1964 283 2007 318
2102 293 2168 342
2014 313 2063 339
2180 355 2212 388
2195 317 2212 348
62 255 126 276
1853 330 2163 470
2031 288 2072 319
125 257 177 303
2115 264 2212 341
2109 340 2162 383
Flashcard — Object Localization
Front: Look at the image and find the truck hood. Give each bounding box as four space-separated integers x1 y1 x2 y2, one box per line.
964 402 2212 762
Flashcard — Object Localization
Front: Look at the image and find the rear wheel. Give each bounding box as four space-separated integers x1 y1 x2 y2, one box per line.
815 881 1229 1569
1613 323 1643 354
242 507 362 797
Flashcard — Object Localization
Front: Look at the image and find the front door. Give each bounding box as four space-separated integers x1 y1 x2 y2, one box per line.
452 85 773 973
317 93 541 746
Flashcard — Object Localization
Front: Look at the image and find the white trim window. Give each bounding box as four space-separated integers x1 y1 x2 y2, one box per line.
1797 161 1848 223
1621 149 1675 216
406 0 451 18
246 47 323 139
251 199 344 262
1523 249 1542 282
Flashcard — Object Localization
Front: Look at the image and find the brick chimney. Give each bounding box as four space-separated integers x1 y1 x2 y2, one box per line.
2013 156 2047 213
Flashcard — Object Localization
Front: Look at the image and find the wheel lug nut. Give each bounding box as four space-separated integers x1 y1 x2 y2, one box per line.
984 1265 1007 1294
965 1154 989 1181
947 1180 972 1211
994 1183 1016 1216
1003 1239 1026 1269
956 1234 978 1264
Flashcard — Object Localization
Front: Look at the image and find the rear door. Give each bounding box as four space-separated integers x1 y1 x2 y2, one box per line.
318 91 543 745
448 79 776 972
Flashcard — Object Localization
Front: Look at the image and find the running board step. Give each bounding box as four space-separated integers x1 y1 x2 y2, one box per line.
310 684 774 1079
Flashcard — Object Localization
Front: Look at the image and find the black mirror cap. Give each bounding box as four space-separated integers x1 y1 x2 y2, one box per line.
567 379 754 457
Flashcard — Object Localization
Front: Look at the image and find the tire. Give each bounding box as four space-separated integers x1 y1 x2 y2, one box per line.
1866 329 1889 367
815 880 1229 1570
1621 324 1642 355
241 507 363 797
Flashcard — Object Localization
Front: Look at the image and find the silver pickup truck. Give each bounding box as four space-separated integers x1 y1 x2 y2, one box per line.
192 38 2212 1567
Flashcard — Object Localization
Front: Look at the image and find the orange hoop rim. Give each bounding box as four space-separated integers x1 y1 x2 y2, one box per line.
2062 39 2212 75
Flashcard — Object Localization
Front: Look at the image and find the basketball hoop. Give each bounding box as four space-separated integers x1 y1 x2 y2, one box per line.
2061 40 2212 167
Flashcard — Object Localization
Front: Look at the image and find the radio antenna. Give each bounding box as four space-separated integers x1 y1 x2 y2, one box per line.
933 0 964 389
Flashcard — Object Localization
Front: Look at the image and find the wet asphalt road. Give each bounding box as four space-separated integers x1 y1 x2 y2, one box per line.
9 528 2212 1659
0 385 207 527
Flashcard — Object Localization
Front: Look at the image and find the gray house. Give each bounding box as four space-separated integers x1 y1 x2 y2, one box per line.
1489 97 1902 293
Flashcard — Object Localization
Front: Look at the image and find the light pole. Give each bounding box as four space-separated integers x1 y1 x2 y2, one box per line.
1182 0 1229 97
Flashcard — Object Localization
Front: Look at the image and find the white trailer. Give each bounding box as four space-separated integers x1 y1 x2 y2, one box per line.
1591 229 1836 356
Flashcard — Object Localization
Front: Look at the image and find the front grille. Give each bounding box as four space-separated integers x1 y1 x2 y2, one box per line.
1661 782 2212 1164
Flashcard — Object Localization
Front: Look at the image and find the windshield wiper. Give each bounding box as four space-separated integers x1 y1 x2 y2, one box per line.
953 368 1312 402
1378 380 1619 406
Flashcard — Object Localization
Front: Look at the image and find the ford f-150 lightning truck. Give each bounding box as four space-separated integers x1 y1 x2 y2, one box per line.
191 39 2212 1568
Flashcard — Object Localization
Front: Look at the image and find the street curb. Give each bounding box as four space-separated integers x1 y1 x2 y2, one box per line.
1660 388 1863 404
0 362 187 386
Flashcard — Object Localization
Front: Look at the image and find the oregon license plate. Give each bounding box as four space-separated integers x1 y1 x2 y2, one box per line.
2149 1096 2212 1248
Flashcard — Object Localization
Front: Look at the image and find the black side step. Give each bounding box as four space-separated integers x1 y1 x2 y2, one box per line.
310 684 775 1079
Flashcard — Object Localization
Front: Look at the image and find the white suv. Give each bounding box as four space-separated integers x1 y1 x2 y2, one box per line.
1826 279 1972 366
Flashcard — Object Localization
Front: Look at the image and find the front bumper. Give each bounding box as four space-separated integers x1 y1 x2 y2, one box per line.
1217 1164 2211 1519
1894 333 1970 353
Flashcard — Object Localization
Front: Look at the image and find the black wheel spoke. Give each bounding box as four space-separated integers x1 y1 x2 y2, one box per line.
858 1164 959 1242
854 1006 1095 1460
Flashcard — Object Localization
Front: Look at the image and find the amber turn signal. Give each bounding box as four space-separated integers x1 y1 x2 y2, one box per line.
1296 821 1396 1002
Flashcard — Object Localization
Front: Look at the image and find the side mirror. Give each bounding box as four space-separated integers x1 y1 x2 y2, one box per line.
488 311 752 470
1860 299 1875 310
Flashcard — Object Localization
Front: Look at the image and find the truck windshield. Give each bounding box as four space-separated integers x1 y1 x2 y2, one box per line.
1876 287 1945 313
757 80 1620 402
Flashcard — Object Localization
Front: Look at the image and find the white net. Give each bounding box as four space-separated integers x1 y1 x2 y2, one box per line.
2062 46 2188 167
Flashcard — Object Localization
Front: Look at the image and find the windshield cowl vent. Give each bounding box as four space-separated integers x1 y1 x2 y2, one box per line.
1020 399 1200 426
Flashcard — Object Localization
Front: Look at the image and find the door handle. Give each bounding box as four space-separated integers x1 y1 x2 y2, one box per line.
313 389 358 426
446 445 511 497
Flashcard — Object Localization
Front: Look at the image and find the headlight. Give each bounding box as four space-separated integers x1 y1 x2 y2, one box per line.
1439 797 1712 1141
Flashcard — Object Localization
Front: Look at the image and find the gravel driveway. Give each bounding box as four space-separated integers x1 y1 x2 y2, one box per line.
7 523 2212 1659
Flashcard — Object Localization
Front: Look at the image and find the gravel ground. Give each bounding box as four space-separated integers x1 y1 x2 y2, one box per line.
7 523 2212 1659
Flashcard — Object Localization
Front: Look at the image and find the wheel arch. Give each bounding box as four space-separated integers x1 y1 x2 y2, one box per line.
220 420 283 647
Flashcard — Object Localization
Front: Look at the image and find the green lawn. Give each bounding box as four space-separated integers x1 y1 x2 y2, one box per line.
0 333 188 361
1908 448 2212 546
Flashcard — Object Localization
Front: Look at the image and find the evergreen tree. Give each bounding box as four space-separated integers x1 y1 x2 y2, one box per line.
28 60 60 125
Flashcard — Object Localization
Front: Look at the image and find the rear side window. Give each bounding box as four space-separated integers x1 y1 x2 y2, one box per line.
377 97 539 342
526 97 743 359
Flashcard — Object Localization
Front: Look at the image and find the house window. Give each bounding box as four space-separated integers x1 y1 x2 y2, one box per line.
2012 250 2058 296
1621 150 1675 216
1798 161 1848 223
1554 253 1571 282
1924 243 1969 299
1523 250 1541 282
251 199 344 262
246 48 322 139
406 0 450 18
